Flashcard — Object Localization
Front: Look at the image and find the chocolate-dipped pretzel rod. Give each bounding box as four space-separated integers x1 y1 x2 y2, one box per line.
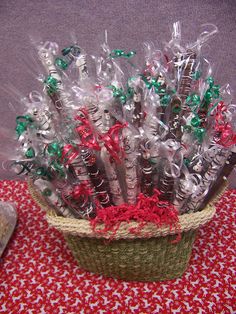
86 100 104 133
172 173 201 213
167 50 197 139
38 47 64 113
198 151 236 210
101 146 124 205
33 178 75 218
167 95 182 139
178 49 197 106
61 182 97 219
80 149 112 207
38 46 105 214
157 161 175 201
140 149 154 196
132 88 144 128
183 147 230 212
84 98 124 205
100 107 125 205
123 128 139 204
67 153 95 195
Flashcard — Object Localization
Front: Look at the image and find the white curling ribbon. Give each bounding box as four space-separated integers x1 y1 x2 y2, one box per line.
33 178 74 218
101 147 124 206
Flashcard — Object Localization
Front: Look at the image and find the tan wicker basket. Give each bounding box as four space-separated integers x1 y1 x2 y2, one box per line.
28 181 224 281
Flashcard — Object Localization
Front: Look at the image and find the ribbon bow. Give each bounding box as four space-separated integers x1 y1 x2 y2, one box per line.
110 49 136 59
15 115 34 137
75 109 101 151
214 101 236 147
44 75 59 95
72 182 93 202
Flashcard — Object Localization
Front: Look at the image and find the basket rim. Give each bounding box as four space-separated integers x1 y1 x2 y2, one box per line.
28 179 226 240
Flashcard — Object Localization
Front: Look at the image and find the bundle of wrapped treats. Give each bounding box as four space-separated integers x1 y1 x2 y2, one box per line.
10 22 236 233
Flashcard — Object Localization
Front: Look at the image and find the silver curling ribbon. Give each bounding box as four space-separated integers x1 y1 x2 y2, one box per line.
101 146 124 205
123 127 139 204
33 178 75 218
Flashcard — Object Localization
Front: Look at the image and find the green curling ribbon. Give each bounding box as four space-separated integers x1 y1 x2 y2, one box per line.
172 105 181 113
206 76 214 88
191 71 201 80
47 142 62 158
194 127 206 143
184 116 205 143
107 85 128 104
50 160 65 177
35 167 53 180
36 167 47 176
42 188 52 197
191 116 201 127
15 115 34 137
110 49 136 59
141 75 172 106
141 75 162 92
183 158 190 166
161 94 171 106
25 147 35 159
55 57 69 70
186 93 201 111
44 75 59 95
61 45 81 57
203 76 220 107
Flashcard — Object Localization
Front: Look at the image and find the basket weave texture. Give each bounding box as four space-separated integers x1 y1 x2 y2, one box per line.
28 181 222 281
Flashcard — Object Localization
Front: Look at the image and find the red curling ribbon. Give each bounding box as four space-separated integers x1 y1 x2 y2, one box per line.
214 101 236 147
61 144 79 165
75 109 101 151
61 181 95 211
99 122 127 162
72 181 93 203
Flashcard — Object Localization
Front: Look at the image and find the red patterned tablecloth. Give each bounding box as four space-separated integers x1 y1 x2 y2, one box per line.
0 180 235 313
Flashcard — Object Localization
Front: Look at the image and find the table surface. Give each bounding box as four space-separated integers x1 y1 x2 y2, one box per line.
0 180 235 314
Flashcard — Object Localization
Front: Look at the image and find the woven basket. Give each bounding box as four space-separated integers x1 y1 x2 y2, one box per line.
28 181 224 281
